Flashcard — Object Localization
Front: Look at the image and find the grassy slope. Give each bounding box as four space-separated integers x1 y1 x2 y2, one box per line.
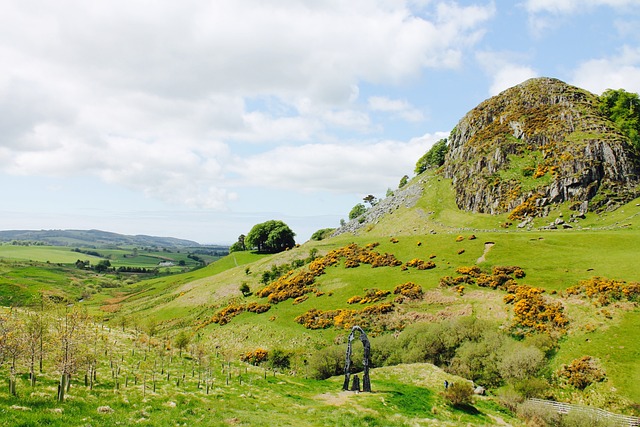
3 172 638 425
94 174 640 406
0 358 520 426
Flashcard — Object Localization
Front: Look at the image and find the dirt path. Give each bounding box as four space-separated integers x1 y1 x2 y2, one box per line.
477 242 495 263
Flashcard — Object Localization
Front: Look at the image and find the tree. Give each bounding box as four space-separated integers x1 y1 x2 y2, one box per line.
229 234 247 253
175 331 191 357
415 138 448 174
310 228 335 241
348 203 367 220
95 260 111 273
599 88 640 151
239 282 251 297
363 194 378 207
245 220 296 253
54 306 90 402
398 175 409 188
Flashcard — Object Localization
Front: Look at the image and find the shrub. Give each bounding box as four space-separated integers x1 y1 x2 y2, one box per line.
443 382 474 407
404 259 436 270
268 348 291 371
456 266 482 277
504 284 568 337
513 377 550 399
393 282 423 300
308 345 345 379
557 356 606 390
211 304 245 325
347 289 390 304
246 302 271 313
517 400 561 426
498 344 545 382
241 348 269 365
566 276 640 306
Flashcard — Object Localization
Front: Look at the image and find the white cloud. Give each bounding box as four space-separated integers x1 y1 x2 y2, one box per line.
368 96 425 123
523 0 637 14
571 46 640 94
0 1 493 209
523 0 638 35
231 132 448 195
476 52 538 95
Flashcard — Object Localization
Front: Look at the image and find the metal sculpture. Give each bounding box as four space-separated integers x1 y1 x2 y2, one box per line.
342 325 371 392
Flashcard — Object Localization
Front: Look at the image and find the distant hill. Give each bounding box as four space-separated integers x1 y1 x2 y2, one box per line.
0 229 203 248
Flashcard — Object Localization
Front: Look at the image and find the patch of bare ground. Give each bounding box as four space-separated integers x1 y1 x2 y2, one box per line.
100 292 135 312
400 305 473 324
423 290 458 305
464 290 509 321
476 242 495 263
315 390 353 406
314 391 379 417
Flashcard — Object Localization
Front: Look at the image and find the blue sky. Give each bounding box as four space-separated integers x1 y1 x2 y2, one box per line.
1 0 639 244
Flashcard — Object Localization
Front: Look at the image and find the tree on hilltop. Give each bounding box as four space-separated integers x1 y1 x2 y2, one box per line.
229 234 247 253
599 88 640 151
348 203 367 220
415 138 448 174
245 220 296 253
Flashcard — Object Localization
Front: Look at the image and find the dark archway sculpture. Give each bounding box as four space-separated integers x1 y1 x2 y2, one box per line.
342 325 371 392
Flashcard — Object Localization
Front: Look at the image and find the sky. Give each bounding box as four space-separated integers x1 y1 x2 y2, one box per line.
1 0 640 245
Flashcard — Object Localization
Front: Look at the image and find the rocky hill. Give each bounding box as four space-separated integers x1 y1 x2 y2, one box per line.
443 77 640 219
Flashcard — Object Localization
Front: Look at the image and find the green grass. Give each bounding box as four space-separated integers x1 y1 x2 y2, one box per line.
0 349 521 426
0 244 222 271
2 172 640 424
552 309 640 406
0 245 103 264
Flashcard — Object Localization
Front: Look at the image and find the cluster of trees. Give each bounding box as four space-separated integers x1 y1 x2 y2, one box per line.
230 220 296 254
415 138 448 174
599 88 640 151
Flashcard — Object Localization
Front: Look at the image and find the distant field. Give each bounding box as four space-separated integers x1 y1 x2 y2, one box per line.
0 245 101 264
0 244 220 271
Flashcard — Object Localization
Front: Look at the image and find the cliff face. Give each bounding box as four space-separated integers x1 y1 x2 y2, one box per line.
442 77 640 218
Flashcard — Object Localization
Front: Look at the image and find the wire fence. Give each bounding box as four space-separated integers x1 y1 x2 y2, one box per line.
527 398 640 427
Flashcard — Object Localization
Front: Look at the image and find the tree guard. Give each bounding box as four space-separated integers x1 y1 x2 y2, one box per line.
342 325 371 392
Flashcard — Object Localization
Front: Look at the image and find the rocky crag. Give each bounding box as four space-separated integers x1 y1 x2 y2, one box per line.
443 77 640 220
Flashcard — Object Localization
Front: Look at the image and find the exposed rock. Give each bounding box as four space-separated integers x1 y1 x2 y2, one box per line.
332 179 424 237
443 77 640 218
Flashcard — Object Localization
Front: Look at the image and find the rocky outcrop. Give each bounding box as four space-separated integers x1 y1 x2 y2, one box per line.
331 180 424 236
443 77 640 217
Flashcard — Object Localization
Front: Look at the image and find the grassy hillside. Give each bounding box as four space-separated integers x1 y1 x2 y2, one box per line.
2 170 639 425
83 172 640 411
